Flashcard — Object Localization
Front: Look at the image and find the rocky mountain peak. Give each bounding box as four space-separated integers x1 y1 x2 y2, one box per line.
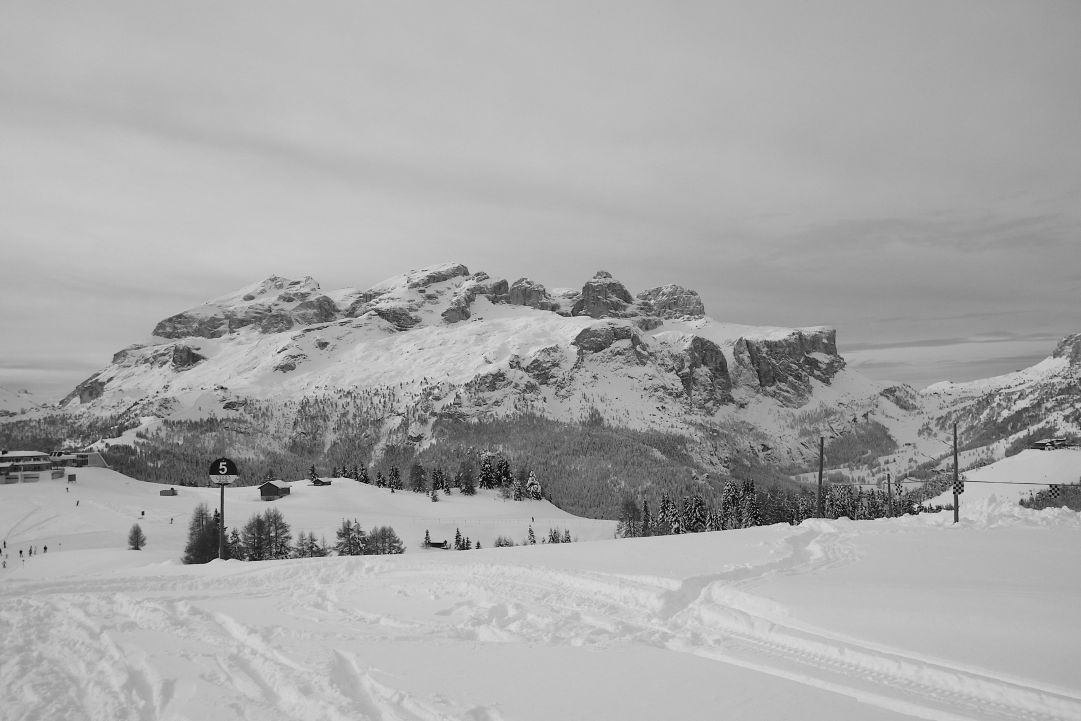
636 284 705 319
571 271 634 318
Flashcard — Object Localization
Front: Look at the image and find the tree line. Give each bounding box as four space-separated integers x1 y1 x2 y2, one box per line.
181 503 406 564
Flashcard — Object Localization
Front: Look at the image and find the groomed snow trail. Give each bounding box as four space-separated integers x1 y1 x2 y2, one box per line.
396 526 1081 721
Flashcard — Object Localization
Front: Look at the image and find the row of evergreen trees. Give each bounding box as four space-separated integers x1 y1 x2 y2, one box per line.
617 478 949 538
181 504 406 563
317 452 544 501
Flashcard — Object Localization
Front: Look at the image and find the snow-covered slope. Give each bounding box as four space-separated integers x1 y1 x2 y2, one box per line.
2 466 1079 721
0 385 42 416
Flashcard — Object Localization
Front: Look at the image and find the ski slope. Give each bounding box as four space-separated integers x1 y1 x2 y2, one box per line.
2 468 1080 721
928 449 1081 507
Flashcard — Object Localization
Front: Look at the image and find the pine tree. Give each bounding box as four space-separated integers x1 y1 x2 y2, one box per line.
479 455 496 489
454 527 463 551
409 462 428 493
562 528 572 543
457 462 477 495
375 471 386 488
496 457 513 489
641 499 652 537
241 512 268 560
525 470 542 500
366 526 405 555
388 466 402 491
512 472 525 502
430 487 439 502
739 480 761 528
334 518 366 556
182 503 219 564
527 526 536 545
719 481 737 530
128 523 146 550
263 507 293 559
616 496 641 538
228 528 242 558
423 529 431 548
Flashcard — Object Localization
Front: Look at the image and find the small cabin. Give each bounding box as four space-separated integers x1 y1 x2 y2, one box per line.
159 487 178 497
1032 438 1069 451
259 481 291 501
311 478 332 486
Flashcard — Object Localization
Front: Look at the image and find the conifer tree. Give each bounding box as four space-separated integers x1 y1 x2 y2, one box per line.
263 507 293 559
525 470 542 500
479 455 496 489
366 526 405 555
454 527 463 551
334 518 366 556
375 471 386 488
562 528 572 543
182 503 219 564
388 466 402 491
128 523 146 550
739 480 761 528
527 526 536 545
423 529 431 548
431 487 439 502
641 499 652 537
496 457 513 489
409 462 428 493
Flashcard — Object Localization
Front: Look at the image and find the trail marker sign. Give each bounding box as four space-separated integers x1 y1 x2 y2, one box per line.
209 457 239 485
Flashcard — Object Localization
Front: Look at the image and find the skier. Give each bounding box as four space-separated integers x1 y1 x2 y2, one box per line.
43 545 47 554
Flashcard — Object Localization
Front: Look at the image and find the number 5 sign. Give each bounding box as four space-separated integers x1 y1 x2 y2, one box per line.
208 457 239 485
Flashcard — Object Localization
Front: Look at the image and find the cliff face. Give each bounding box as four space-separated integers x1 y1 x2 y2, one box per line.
732 329 845 406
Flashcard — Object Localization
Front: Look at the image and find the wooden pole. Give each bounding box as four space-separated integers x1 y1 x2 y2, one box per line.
953 423 959 524
886 471 893 517
817 436 825 518
219 482 226 560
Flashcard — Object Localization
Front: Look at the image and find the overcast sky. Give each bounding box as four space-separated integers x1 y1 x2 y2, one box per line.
2 1 1079 401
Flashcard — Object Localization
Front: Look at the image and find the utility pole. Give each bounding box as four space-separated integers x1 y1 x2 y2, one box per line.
886 471 893 517
817 436 825 518
953 423 959 524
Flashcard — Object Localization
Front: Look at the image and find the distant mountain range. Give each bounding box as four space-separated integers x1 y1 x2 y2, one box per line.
4 263 1079 511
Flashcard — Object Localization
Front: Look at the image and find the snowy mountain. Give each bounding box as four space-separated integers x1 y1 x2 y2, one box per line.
44 264 892 473
7 263 1079 504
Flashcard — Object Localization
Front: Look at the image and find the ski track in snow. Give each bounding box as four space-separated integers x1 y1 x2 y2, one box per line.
3 526 1080 721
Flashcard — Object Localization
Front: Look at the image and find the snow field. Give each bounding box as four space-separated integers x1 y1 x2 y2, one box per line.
2 467 1080 721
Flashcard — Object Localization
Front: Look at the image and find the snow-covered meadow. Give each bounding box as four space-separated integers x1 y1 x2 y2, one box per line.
2 464 1080 721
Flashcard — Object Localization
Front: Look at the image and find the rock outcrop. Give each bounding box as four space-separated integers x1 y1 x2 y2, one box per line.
153 311 228 339
733 328 845 406
292 295 339 326
636 285 705 319
571 271 634 318
507 278 558 311
170 345 206 371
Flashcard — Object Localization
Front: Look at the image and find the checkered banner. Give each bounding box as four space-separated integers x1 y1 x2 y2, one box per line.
953 480 964 495
1049 485 1061 499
